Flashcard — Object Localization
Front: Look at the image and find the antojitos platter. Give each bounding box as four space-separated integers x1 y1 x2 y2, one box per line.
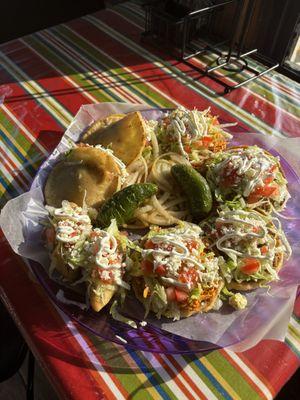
43 107 292 325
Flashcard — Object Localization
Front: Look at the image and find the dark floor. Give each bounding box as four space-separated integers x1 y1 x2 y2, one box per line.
0 0 105 44
0 354 59 400
276 367 300 399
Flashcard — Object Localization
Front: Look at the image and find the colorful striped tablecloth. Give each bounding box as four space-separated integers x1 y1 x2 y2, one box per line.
0 2 299 399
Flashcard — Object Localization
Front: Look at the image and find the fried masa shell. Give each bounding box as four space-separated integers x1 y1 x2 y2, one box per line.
89 284 117 312
132 277 224 319
44 146 121 209
81 112 147 165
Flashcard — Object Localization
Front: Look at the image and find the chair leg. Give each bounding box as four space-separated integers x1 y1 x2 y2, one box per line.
26 351 35 400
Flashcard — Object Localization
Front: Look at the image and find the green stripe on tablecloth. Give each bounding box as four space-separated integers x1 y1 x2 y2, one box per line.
86 335 175 399
183 353 259 400
201 352 263 400
0 160 20 206
176 353 231 400
0 53 72 127
288 322 300 344
22 35 118 104
285 337 300 359
0 113 41 177
49 25 175 108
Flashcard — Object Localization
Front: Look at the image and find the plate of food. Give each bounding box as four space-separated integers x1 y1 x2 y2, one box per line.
1 103 300 354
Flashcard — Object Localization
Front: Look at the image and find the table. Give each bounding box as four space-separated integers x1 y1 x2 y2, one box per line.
0 1 299 399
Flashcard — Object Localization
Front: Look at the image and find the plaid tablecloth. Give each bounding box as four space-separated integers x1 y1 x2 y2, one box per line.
0 2 299 399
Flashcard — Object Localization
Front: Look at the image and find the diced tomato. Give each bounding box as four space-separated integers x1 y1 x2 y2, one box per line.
221 165 238 187
248 184 279 203
186 240 198 252
261 245 268 255
70 231 78 238
166 287 189 303
184 145 192 153
240 258 260 275
247 194 260 204
256 185 278 197
141 259 153 275
202 136 213 148
155 264 167 276
166 287 176 302
175 289 189 303
264 175 274 185
252 226 260 233
144 240 155 249
45 227 55 244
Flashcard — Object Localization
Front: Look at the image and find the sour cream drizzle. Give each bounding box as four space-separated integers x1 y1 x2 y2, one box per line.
86 229 129 289
212 210 281 264
142 225 215 289
89 230 120 270
215 148 278 197
51 200 91 224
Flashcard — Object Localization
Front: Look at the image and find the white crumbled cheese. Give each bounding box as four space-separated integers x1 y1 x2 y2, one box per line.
49 200 91 224
142 224 219 287
229 293 247 310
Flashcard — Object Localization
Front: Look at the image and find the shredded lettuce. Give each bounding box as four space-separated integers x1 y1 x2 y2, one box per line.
189 287 201 300
110 300 137 328
143 278 168 319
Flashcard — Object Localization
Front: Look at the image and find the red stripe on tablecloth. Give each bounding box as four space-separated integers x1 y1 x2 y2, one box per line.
163 354 207 399
0 238 109 400
1 94 64 155
66 18 249 129
262 75 300 99
40 30 140 104
2 87 63 152
240 340 300 394
94 9 299 137
0 79 64 153
0 40 89 116
74 326 131 399
152 353 199 399
220 349 272 399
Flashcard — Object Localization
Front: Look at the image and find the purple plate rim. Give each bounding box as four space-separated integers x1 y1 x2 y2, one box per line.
28 107 300 354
